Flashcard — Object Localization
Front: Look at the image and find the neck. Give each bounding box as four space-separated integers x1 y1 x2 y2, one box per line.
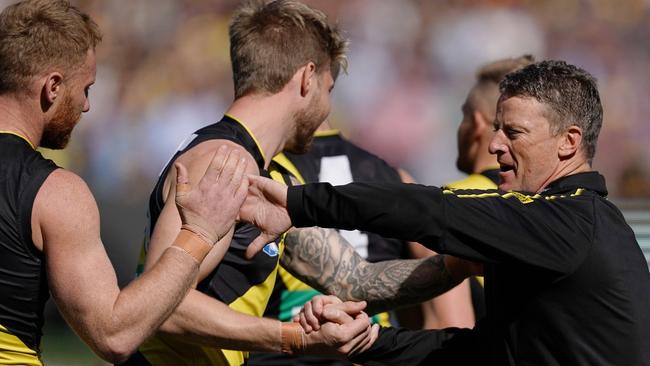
472 138 499 174
225 93 296 168
317 120 333 132
472 153 499 174
0 95 42 147
538 158 592 193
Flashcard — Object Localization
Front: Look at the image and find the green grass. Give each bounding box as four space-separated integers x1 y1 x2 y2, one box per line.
41 321 106 366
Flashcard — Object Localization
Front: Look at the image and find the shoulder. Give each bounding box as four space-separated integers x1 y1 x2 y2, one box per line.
161 139 260 201
177 139 257 167
33 169 100 249
445 174 498 190
36 169 98 215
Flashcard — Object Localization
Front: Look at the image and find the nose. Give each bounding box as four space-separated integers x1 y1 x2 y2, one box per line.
488 130 506 155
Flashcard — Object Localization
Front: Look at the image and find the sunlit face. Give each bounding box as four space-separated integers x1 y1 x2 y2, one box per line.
488 96 562 193
285 69 334 154
42 50 96 149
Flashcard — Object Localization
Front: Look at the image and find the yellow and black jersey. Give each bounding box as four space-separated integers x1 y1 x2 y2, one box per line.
129 115 293 366
288 173 650 366
444 169 499 191
443 168 499 321
0 133 58 366
249 131 406 366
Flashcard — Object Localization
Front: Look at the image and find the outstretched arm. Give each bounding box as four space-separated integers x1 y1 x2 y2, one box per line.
281 227 476 315
399 168 477 329
36 147 248 363
140 141 374 358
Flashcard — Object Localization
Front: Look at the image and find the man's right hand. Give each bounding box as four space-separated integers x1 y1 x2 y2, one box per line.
174 145 249 245
298 297 380 359
240 174 292 259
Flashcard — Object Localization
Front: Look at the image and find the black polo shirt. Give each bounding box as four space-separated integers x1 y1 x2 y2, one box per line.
287 172 650 365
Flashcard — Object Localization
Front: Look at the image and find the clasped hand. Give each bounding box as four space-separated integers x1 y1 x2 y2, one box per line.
296 295 380 359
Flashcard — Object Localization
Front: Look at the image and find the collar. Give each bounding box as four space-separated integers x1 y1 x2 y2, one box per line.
0 130 36 149
480 168 500 186
314 129 340 137
542 171 608 197
223 113 267 166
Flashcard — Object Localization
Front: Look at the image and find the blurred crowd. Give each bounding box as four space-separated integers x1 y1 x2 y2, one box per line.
1 0 645 199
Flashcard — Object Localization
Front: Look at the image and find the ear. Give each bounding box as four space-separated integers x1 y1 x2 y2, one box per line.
558 125 582 159
299 62 317 97
41 72 64 105
472 110 489 137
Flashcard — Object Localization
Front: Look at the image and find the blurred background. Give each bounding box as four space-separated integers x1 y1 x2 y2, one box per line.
0 0 648 364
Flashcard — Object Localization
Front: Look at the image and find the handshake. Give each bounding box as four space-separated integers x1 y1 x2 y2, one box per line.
285 295 381 359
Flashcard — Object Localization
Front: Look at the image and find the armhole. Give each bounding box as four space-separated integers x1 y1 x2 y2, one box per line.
18 162 58 258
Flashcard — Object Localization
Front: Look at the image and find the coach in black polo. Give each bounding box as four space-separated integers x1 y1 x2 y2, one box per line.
243 60 650 366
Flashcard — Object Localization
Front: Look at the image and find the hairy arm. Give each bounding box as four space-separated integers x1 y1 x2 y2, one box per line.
37 147 248 363
38 170 200 364
281 227 468 315
145 140 275 350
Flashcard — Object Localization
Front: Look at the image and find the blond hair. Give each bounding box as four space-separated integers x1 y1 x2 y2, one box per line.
471 55 535 119
0 0 102 94
229 0 348 99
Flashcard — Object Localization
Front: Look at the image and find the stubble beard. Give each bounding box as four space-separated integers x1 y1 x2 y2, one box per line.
284 99 326 154
41 93 81 150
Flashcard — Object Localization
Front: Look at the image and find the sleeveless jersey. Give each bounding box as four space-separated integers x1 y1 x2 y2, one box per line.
248 131 407 366
131 115 291 366
0 133 57 366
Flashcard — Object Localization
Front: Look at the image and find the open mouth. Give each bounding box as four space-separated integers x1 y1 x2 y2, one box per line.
499 163 515 173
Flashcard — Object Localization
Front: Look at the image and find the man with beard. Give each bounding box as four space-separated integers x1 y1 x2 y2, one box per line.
242 60 650 365
125 1 378 365
0 0 255 364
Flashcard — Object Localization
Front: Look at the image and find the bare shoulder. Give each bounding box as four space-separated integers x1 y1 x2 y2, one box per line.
36 169 98 215
32 168 99 250
161 139 261 201
177 139 259 171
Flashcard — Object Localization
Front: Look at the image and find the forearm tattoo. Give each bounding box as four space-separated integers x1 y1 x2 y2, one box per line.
281 227 462 314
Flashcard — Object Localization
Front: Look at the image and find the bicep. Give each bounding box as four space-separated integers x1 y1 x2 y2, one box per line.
145 164 231 282
146 141 260 280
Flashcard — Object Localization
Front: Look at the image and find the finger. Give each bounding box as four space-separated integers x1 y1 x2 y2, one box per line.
336 301 367 316
245 234 274 259
312 295 340 318
340 317 371 340
347 324 373 356
312 297 325 319
353 324 380 356
357 324 380 355
229 157 248 195
232 162 249 205
322 306 355 325
247 173 266 187
303 301 321 331
174 162 191 196
201 145 228 184
368 324 380 346
299 311 313 333
220 149 241 185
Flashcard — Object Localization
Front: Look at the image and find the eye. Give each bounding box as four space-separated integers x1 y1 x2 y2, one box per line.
84 86 91 98
504 127 521 138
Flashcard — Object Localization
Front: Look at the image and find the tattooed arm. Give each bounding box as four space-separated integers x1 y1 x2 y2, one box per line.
281 227 476 315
